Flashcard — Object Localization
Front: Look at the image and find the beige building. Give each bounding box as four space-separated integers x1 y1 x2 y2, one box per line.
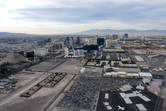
112 67 141 73
106 39 112 48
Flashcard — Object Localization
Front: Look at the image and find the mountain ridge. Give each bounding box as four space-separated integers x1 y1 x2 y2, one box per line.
79 29 166 34
1 29 166 38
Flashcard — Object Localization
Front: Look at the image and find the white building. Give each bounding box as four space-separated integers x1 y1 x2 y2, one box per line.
34 48 49 56
64 47 85 58
104 71 152 83
80 67 86 73
135 56 144 62
64 47 69 57
73 49 85 57
138 72 152 83
69 37 74 46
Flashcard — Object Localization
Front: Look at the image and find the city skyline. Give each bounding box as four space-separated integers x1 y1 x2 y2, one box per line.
0 0 166 34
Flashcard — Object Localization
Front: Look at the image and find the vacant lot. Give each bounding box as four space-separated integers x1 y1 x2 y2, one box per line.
50 58 84 74
0 74 74 111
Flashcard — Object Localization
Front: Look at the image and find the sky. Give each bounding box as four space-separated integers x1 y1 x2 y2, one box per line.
0 0 166 34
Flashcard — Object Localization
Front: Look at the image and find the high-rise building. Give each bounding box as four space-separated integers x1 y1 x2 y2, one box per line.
64 37 70 46
76 37 80 45
124 33 128 38
106 39 111 48
69 37 74 47
74 49 85 57
97 38 105 46
54 42 63 50
64 47 69 57
105 35 110 40
113 34 118 40
66 37 70 41
46 38 51 42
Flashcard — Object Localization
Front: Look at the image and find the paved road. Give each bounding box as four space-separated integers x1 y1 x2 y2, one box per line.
41 74 76 111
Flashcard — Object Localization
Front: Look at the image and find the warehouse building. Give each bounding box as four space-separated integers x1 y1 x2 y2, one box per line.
104 71 152 83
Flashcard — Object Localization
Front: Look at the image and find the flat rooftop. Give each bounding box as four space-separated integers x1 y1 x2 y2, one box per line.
96 87 163 111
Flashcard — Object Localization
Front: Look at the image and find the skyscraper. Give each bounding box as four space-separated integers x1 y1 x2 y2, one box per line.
113 34 118 40
124 33 128 38
97 38 105 46
69 37 74 47
76 37 80 45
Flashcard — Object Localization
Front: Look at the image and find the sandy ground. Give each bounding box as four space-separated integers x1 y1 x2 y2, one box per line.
28 61 59 72
0 71 43 103
0 74 74 111
0 72 51 106
14 71 43 88
133 49 166 55
0 94 7 100
147 85 161 95
0 58 81 111
50 58 84 74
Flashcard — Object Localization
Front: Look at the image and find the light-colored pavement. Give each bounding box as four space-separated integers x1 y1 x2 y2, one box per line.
0 58 67 106
0 72 51 106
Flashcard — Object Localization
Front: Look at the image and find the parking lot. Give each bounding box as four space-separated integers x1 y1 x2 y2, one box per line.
96 88 163 111
57 76 142 111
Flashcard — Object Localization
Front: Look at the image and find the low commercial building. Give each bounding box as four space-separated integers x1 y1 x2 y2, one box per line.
139 72 152 78
134 43 141 48
126 73 139 78
138 72 152 83
34 48 49 57
120 57 130 62
103 48 125 53
135 56 144 62
104 72 152 82
104 72 118 77
73 49 85 57
117 71 127 77
112 67 141 73
111 61 138 68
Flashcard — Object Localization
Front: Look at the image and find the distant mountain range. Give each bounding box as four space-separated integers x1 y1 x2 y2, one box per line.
0 32 35 38
1 29 166 38
79 29 166 34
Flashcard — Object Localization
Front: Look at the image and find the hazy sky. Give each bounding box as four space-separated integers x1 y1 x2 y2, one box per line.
0 0 166 34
